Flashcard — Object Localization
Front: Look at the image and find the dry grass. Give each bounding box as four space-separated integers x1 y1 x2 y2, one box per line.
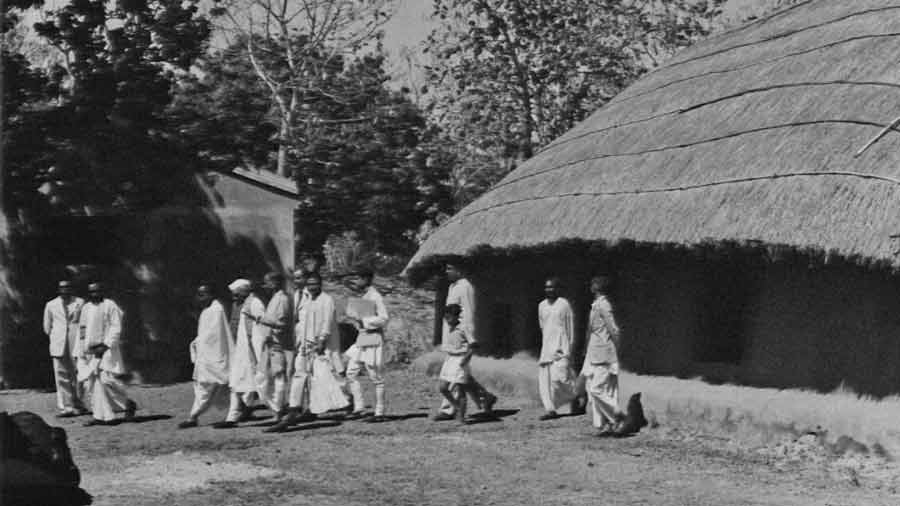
415 351 900 458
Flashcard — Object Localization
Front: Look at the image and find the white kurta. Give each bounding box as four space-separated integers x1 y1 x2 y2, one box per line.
538 297 576 412
294 293 340 371
78 298 132 421
191 300 233 385
582 295 622 428
443 278 476 343
78 299 126 376
230 295 265 393
289 292 343 410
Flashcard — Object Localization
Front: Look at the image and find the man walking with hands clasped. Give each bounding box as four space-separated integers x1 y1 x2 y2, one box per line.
537 277 577 421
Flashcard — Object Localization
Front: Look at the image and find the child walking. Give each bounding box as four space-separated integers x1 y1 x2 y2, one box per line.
437 304 472 424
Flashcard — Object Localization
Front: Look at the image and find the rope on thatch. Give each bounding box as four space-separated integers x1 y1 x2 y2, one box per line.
705 0 816 43
854 114 900 157
540 80 900 158
655 5 900 75
492 118 892 196
541 33 900 156
449 171 900 223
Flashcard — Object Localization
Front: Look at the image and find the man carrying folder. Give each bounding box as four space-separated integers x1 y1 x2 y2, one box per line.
344 268 389 422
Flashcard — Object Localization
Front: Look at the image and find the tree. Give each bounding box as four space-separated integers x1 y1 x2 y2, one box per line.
170 39 279 172
1 0 212 387
424 0 725 209
210 0 393 177
289 53 440 255
173 37 448 256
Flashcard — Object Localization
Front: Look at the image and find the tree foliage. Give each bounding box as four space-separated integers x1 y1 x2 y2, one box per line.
5 0 211 217
424 0 726 209
210 0 393 177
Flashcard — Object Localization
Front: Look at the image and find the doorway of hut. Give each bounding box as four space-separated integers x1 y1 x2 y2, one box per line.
689 253 761 385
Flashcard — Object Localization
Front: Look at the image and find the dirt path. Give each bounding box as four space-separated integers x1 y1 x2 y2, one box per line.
3 367 897 506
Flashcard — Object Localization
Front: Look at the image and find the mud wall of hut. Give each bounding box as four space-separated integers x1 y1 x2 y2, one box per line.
466 245 900 398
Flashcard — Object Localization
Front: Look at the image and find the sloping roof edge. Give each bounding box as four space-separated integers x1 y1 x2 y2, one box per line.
224 167 299 198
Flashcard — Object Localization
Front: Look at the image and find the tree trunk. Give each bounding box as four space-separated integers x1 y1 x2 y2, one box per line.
1 1 8 388
276 113 291 177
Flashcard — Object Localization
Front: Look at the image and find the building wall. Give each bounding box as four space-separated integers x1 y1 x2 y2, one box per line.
206 173 297 271
468 246 900 398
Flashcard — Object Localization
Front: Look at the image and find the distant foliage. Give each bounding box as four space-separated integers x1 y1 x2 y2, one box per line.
6 0 212 217
423 0 726 209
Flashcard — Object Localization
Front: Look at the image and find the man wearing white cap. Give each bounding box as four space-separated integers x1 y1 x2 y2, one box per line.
179 284 233 428
214 279 264 429
43 280 88 417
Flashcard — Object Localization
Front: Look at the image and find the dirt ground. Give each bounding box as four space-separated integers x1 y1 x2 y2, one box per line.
3 366 899 506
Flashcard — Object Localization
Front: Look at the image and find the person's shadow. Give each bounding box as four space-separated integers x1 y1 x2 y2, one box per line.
361 413 429 423
464 408 519 425
282 420 342 433
126 414 173 424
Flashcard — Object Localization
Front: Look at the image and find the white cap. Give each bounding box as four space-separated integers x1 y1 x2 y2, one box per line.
228 279 252 293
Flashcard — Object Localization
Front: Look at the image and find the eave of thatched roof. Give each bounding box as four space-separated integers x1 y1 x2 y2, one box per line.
406 0 900 280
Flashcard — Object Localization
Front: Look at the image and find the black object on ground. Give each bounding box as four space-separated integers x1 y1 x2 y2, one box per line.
1 410 93 505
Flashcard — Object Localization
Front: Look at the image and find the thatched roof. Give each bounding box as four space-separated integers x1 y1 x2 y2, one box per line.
406 0 900 279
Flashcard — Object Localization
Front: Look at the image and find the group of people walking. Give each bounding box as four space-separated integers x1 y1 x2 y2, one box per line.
42 262 644 436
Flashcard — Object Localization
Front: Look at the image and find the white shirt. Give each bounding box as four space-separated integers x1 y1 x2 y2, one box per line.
445 278 476 343
586 295 619 365
360 286 389 331
538 297 574 364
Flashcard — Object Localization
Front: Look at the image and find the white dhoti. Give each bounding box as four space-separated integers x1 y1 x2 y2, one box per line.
308 355 350 414
538 358 576 413
229 330 258 395
189 382 230 419
53 355 85 412
582 362 620 427
346 344 385 415
225 390 258 422
83 370 132 422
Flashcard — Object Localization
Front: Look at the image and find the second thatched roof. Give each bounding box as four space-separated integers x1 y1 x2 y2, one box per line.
407 0 900 278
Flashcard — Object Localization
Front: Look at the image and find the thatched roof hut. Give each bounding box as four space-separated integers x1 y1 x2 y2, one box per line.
407 1 900 397
408 0 900 276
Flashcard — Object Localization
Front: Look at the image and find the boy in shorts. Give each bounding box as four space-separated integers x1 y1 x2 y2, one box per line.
437 304 472 424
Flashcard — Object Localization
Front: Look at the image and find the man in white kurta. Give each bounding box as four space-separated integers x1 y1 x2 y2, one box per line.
43 280 87 417
78 283 137 425
267 273 347 432
344 269 389 421
435 263 498 420
215 279 263 429
582 275 625 434
179 285 233 428
537 277 577 420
